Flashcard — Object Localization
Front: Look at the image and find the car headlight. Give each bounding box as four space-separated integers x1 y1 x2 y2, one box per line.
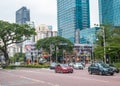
62 67 67 70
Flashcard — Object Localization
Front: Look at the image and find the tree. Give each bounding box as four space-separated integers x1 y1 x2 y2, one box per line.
36 36 73 51
94 24 120 63
36 36 74 61
0 20 36 66
94 24 111 61
107 27 120 62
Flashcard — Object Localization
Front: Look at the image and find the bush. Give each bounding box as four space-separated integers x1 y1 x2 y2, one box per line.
3 65 16 69
2 64 50 69
114 63 120 68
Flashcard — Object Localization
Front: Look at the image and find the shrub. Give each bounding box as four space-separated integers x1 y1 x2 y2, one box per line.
114 63 120 68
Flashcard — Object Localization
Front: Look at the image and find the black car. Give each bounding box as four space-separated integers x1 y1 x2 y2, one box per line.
88 62 114 75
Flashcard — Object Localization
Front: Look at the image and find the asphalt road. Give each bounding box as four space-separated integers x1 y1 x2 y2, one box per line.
0 68 120 86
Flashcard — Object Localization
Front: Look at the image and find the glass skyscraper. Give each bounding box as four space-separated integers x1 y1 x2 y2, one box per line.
99 0 120 26
57 0 90 43
16 6 30 24
80 27 100 44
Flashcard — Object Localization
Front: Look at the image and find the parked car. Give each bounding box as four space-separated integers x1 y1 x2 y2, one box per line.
88 62 114 75
39 58 47 64
50 62 57 69
68 62 74 67
55 64 73 73
73 62 84 70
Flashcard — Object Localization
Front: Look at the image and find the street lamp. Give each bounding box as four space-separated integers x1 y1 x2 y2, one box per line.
94 24 106 63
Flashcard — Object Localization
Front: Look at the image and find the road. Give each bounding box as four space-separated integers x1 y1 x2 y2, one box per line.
0 68 120 86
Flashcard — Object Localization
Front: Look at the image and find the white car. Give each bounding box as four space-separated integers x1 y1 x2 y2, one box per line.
73 62 84 70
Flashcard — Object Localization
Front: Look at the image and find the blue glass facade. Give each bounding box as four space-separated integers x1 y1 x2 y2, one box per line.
57 0 90 43
80 27 100 44
16 6 30 24
99 0 120 26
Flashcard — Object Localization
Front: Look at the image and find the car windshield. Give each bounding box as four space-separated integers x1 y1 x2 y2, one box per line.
99 63 109 68
51 63 56 66
60 64 68 67
76 63 82 65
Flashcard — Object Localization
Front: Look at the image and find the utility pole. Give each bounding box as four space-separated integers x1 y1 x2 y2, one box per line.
102 26 106 63
94 24 106 63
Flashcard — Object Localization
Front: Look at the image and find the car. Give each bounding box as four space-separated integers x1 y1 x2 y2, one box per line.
73 62 84 70
109 64 120 73
88 62 114 75
68 62 74 67
39 58 47 64
50 62 57 69
55 64 73 73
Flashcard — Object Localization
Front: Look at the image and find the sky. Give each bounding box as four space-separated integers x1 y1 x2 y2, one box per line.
0 0 99 30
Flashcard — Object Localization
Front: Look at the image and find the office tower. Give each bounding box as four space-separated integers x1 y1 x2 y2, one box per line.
99 0 120 26
15 6 31 54
80 27 100 44
16 6 30 24
57 0 90 43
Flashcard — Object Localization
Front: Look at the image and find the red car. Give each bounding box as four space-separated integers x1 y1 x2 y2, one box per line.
55 64 73 73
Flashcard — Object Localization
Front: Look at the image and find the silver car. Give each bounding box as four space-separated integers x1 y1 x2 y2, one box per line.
73 62 84 70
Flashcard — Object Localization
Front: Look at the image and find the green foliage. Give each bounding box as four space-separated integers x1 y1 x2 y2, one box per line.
94 24 120 62
114 63 120 68
36 36 73 52
10 53 25 63
3 64 50 69
0 20 36 65
3 65 16 69
36 36 74 60
20 64 50 68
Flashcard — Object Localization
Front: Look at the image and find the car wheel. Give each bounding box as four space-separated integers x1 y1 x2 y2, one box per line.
60 70 63 73
89 70 92 74
116 69 119 73
99 71 103 75
110 73 114 76
70 70 73 73
55 70 57 73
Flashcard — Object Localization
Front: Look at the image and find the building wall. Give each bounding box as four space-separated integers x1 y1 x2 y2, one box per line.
16 6 30 24
7 44 20 57
80 27 100 44
99 0 120 26
57 0 90 43
35 24 57 42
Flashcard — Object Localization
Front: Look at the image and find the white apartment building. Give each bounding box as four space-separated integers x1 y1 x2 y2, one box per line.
35 24 57 42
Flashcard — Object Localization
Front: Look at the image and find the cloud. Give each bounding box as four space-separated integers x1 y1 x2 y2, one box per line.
0 0 57 30
0 0 99 30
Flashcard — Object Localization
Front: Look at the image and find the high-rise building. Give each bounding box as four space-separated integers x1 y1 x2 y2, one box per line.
99 0 120 26
15 6 32 54
16 6 30 24
80 27 100 44
57 0 90 43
